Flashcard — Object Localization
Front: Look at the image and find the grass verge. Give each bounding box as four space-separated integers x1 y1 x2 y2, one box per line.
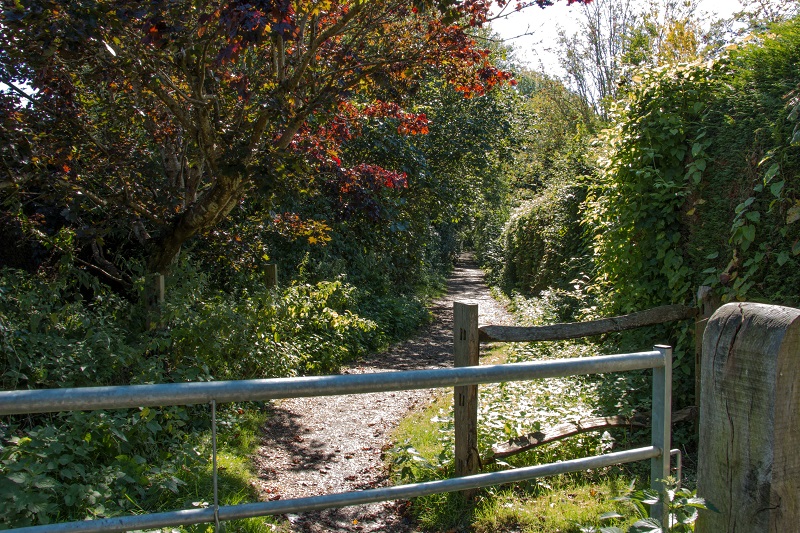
387 325 653 532
161 405 282 533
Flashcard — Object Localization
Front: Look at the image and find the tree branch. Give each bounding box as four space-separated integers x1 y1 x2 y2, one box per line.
484 406 699 465
148 75 198 134
0 75 113 157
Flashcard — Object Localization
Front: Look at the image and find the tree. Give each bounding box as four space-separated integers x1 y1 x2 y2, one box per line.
558 0 701 118
3 0 575 282
707 0 800 47
737 0 800 26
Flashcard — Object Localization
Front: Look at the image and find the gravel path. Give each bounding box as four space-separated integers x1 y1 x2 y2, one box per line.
254 255 513 532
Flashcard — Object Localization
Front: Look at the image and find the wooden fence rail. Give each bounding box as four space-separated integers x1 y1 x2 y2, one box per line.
454 301 698 502
478 304 696 343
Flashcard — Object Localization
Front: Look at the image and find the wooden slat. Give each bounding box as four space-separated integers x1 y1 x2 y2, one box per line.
478 304 697 343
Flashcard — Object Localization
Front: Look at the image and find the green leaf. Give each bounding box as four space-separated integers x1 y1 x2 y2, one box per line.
742 225 756 243
745 211 760 223
32 476 58 489
763 163 780 183
599 511 624 520
770 180 785 197
630 517 662 533
7 471 29 484
777 252 790 266
787 206 800 224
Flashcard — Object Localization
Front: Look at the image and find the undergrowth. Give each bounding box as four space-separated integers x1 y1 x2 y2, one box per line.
388 286 688 532
0 259 431 529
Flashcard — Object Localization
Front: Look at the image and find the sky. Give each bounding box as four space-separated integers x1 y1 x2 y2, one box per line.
489 0 743 76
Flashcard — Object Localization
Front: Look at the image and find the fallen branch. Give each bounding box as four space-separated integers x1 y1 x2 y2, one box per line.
484 406 699 465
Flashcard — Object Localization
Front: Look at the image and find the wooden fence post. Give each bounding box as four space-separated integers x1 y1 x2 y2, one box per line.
454 302 480 493
696 302 800 533
265 264 278 289
145 273 165 330
694 287 719 413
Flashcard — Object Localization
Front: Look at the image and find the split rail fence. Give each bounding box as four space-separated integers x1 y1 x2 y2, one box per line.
0 301 693 532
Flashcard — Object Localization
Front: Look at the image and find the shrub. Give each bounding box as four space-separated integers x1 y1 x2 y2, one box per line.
501 179 588 295
0 264 385 528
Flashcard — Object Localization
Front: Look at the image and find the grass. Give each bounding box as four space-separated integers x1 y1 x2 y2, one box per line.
471 479 636 533
156 405 284 533
387 301 657 532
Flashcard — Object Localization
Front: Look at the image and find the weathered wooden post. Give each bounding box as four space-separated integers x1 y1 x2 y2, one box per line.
696 302 800 533
694 286 720 419
265 264 278 289
454 302 480 492
145 273 165 330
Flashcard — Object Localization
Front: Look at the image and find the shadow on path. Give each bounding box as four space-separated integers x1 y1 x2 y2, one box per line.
254 254 513 532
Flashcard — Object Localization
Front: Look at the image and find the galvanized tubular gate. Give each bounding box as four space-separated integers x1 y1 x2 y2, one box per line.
0 347 672 532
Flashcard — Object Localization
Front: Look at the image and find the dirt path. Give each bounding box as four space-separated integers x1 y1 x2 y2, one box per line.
253 255 513 532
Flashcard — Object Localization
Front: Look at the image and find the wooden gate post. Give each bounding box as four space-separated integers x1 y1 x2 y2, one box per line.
454 302 480 489
696 302 800 533
145 273 165 330
265 264 278 289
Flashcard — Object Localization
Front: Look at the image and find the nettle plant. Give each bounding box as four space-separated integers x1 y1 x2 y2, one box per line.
582 478 716 533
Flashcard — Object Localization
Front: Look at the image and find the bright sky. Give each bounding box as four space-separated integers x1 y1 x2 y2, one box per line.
489 0 743 76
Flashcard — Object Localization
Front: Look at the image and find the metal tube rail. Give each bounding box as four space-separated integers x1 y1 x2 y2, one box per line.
0 351 662 415
8 446 660 533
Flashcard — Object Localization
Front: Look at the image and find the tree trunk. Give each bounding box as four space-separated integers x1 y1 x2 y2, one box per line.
148 174 244 275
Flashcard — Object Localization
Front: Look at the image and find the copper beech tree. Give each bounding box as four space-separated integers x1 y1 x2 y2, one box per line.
0 0 590 281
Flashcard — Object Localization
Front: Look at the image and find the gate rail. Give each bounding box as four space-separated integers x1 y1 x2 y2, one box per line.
1 348 672 533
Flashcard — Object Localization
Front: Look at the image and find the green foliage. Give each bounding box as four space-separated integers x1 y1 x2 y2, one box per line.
167 274 379 379
476 70 595 293
701 22 800 304
580 19 800 412
587 17 800 310
586 60 719 314
0 262 390 528
1 407 203 527
583 478 715 533
502 179 588 294
0 268 140 390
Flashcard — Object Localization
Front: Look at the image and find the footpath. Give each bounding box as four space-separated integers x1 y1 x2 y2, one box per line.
254 255 512 532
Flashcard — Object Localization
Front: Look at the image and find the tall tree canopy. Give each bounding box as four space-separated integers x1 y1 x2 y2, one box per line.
1 0 589 281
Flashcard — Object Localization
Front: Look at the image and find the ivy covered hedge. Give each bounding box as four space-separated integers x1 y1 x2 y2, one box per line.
501 179 587 295
582 17 800 407
495 18 800 411
588 19 800 314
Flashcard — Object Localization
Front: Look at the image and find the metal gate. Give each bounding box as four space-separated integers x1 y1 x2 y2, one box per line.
0 345 673 533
